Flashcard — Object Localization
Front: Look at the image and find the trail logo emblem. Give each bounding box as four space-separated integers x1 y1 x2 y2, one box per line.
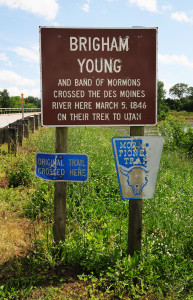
112 137 164 199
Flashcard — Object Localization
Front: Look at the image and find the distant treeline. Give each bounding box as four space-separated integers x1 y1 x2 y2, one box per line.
157 81 193 120
0 89 41 109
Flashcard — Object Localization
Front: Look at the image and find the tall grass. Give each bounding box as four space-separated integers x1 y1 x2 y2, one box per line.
0 124 192 299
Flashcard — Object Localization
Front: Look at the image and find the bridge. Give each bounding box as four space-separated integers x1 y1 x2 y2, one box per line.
0 108 41 114
0 108 41 128
0 108 41 154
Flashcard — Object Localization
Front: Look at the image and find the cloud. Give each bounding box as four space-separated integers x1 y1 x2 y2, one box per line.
158 54 193 69
0 69 35 86
7 86 40 97
0 52 12 66
82 3 89 12
171 11 193 23
13 46 39 63
81 0 91 13
161 4 172 12
0 0 58 20
129 0 157 12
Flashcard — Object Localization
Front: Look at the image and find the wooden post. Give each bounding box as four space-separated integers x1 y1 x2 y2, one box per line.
17 122 24 146
23 119 29 138
53 127 68 243
127 126 144 256
34 114 39 130
0 128 4 145
28 116 35 133
8 127 18 155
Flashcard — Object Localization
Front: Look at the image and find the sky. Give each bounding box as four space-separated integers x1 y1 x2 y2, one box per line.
0 0 193 99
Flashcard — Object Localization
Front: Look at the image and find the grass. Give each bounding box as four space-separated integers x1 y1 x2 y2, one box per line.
0 213 33 265
0 123 192 299
169 110 193 120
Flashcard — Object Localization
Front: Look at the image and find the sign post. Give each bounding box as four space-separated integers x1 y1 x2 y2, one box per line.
54 127 68 243
35 136 89 243
128 126 144 256
112 134 164 255
21 93 24 120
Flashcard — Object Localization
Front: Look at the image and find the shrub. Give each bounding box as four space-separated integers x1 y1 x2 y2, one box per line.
159 116 193 155
157 111 168 121
5 157 33 188
25 181 54 218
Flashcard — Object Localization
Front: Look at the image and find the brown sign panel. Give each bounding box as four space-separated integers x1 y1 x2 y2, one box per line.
40 27 157 126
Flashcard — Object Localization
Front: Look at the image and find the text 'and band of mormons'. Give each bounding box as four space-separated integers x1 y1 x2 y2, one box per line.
40 27 157 126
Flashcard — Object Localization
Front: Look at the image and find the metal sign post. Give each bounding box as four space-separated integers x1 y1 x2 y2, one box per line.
21 93 24 120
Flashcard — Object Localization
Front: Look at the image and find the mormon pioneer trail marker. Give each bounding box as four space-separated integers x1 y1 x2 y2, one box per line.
40 27 157 127
112 137 164 199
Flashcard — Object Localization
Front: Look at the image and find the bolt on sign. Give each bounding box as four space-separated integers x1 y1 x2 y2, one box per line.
112 137 164 199
35 153 88 182
40 27 157 126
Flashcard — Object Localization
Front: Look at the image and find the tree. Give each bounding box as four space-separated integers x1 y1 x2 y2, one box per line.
157 80 168 116
187 87 193 100
157 80 166 101
169 83 188 100
10 96 21 108
0 89 10 108
25 96 41 108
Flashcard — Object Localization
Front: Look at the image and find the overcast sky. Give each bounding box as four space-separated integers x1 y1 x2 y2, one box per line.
0 0 193 98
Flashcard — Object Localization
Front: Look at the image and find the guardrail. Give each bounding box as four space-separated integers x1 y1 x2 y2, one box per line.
0 113 41 155
0 108 41 114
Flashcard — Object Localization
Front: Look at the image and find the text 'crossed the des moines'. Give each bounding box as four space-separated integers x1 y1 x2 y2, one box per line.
52 77 146 122
40 27 157 126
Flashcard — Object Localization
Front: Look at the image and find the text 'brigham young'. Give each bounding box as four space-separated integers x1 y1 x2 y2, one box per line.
70 36 129 52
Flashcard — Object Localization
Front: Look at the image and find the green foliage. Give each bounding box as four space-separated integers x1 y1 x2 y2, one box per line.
25 96 41 108
157 80 169 120
0 126 193 299
157 110 168 121
169 83 188 100
25 181 54 218
0 89 41 108
5 156 33 187
164 83 193 112
9 96 21 108
34 127 55 153
0 89 10 108
159 116 193 155
188 86 193 99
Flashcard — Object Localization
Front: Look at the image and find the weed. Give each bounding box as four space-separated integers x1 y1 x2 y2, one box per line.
0 125 192 299
25 181 54 219
4 156 33 188
159 116 193 155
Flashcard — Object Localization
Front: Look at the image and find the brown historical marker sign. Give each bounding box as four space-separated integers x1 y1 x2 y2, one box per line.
40 27 157 126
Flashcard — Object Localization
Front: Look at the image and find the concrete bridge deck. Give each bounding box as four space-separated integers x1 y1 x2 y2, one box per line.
0 112 41 128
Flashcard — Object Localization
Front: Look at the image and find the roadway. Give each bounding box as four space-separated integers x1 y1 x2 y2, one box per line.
0 112 41 128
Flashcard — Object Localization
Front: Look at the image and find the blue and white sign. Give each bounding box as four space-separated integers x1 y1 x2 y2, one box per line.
36 153 88 182
112 137 164 199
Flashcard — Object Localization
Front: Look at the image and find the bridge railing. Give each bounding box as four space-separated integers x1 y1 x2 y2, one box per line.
0 108 41 114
